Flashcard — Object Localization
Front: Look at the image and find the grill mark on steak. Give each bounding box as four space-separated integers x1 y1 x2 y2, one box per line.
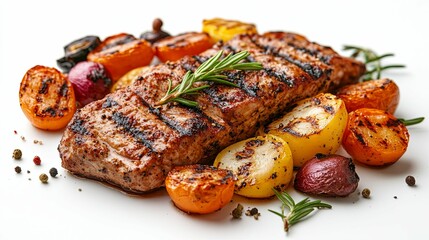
69 115 89 136
137 93 210 137
111 111 156 152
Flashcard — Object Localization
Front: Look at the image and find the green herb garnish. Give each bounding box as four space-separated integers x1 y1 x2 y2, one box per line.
343 45 405 81
399 117 425 126
269 189 332 232
155 50 263 107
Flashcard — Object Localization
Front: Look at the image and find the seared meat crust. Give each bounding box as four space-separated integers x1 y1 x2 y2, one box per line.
58 32 365 193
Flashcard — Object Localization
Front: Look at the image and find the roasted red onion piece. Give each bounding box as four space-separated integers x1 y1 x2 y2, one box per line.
68 61 112 107
294 154 359 197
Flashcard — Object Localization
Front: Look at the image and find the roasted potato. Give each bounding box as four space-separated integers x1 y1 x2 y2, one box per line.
154 32 213 62
342 108 409 166
337 78 400 114
110 66 146 92
260 93 348 167
19 65 77 130
214 134 293 198
165 164 235 214
87 33 154 81
202 18 258 42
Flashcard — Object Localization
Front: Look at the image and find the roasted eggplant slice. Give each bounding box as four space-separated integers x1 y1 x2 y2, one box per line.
56 35 101 73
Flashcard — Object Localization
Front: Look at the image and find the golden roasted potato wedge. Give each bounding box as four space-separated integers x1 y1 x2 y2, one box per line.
337 78 400 114
111 66 146 92
342 108 409 166
260 93 348 167
202 18 258 42
214 134 293 198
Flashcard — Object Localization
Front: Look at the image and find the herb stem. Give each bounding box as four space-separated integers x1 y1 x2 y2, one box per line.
156 50 262 107
269 189 332 232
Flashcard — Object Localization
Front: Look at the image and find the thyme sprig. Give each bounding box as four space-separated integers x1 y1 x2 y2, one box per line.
343 45 405 81
155 50 263 107
268 189 332 232
399 117 425 126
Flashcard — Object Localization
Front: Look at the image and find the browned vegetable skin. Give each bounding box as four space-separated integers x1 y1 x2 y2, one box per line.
294 154 359 197
58 32 365 193
337 78 400 114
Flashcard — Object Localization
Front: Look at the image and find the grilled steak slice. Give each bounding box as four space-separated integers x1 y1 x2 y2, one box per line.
58 32 365 193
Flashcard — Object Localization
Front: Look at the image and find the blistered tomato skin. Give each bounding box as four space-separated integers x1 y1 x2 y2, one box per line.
19 65 77 131
68 61 112 107
342 108 409 166
337 78 400 114
154 32 213 62
294 154 359 197
87 33 154 81
165 164 235 214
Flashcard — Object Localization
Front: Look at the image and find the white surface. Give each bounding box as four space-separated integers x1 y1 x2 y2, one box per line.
1 0 428 239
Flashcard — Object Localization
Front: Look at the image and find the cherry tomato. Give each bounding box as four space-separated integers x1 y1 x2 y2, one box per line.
19 65 77 131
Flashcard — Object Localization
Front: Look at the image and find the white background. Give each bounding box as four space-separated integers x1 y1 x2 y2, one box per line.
1 0 428 239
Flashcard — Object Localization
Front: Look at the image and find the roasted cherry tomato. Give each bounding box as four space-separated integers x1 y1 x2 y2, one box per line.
19 65 77 130
154 32 213 62
337 78 400 114
87 33 154 81
165 164 235 214
57 35 101 73
342 108 409 166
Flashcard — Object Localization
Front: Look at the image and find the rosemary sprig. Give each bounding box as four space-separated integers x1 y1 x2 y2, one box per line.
155 50 263 107
399 117 425 126
268 189 332 232
343 45 405 81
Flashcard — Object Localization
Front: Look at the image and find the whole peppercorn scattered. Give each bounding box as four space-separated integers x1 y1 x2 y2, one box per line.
231 203 244 219
245 207 261 220
33 156 41 165
12 149 22 160
362 188 371 199
39 173 48 183
15 166 22 173
405 175 416 186
49 167 58 177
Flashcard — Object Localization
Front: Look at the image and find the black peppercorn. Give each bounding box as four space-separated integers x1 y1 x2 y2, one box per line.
405 175 415 186
15 166 22 173
49 167 58 178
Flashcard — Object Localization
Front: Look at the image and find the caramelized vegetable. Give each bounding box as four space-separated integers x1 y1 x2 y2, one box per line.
154 32 213 62
87 33 154 81
214 135 293 198
140 18 170 44
165 164 235 214
110 66 146 92
19 65 76 130
260 93 348 167
337 78 400 114
57 35 101 73
202 18 258 42
342 108 409 166
68 61 112 106
294 154 359 197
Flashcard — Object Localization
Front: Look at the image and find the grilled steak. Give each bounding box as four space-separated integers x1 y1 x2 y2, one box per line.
58 32 365 193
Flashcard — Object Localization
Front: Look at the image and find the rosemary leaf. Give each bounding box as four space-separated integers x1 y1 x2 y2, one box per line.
269 189 332 232
399 117 425 126
155 50 262 106
343 45 405 81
